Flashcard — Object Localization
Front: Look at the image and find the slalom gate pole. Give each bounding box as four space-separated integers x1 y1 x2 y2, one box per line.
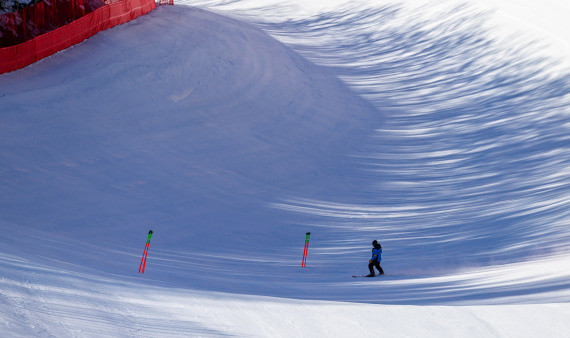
142 244 150 274
138 230 153 274
301 232 311 267
138 242 148 273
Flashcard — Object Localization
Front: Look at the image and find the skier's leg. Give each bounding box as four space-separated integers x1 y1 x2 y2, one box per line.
375 261 384 275
368 262 375 276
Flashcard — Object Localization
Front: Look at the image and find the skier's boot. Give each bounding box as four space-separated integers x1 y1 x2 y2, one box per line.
365 273 375 277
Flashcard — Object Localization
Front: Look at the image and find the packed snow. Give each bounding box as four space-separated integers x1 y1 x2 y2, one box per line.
1 0 569 336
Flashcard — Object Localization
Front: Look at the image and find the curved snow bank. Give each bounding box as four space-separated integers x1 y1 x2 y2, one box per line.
1 0 569 311
0 5 378 272
218 1 570 271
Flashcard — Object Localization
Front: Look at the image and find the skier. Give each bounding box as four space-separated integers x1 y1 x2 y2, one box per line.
367 240 384 277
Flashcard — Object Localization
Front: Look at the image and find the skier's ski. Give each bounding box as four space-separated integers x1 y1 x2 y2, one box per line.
352 274 384 278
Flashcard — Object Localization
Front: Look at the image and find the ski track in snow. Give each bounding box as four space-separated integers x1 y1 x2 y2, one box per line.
1 0 570 336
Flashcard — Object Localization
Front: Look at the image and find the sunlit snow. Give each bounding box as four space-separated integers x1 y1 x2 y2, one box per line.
1 0 569 336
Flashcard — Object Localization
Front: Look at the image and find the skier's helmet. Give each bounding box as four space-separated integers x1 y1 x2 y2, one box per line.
372 240 378 246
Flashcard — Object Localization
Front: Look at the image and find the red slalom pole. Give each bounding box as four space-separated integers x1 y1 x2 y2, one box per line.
142 243 150 273
138 230 153 274
301 232 311 267
138 242 149 273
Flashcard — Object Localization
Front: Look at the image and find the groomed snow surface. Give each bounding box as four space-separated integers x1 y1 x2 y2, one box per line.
1 0 570 336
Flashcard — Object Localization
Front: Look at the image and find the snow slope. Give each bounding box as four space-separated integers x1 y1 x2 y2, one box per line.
3 253 570 337
1 0 570 336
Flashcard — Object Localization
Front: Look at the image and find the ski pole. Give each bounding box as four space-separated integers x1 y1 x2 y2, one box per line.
138 230 153 274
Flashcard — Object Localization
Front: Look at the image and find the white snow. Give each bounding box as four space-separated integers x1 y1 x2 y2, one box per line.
1 0 570 336
3 254 570 337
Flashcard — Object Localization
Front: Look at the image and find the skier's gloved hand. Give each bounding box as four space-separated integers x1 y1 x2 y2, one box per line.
369 259 372 263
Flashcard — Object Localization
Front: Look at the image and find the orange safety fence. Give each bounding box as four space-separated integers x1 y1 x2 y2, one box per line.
0 0 106 48
0 0 156 74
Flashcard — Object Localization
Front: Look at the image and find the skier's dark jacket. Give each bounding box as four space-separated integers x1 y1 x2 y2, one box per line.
371 244 382 262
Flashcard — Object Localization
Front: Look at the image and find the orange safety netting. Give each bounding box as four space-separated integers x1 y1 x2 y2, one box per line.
0 0 156 74
0 0 106 48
